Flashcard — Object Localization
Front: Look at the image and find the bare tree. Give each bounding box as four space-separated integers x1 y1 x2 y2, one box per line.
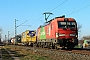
82 36 90 40
77 23 90 40
77 22 82 39
77 22 82 32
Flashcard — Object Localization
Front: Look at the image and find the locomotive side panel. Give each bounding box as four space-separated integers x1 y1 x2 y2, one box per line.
45 19 57 43
21 32 26 45
39 27 46 40
37 28 40 40
21 30 29 45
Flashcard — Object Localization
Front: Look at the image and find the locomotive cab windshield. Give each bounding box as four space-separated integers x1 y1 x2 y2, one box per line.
67 22 76 29
58 21 76 29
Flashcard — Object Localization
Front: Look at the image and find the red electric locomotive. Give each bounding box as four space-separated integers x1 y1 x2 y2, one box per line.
37 15 78 49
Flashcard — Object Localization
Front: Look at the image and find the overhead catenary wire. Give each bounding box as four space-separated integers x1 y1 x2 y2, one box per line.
28 1 90 29
32 4 90 30
49 0 67 12
31 16 43 25
17 20 27 27
30 0 68 27
66 4 90 16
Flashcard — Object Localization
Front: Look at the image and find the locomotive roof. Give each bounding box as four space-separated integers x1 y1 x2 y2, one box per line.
56 18 76 21
38 16 76 28
38 22 50 28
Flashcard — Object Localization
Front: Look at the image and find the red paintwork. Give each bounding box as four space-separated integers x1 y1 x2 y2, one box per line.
37 17 77 41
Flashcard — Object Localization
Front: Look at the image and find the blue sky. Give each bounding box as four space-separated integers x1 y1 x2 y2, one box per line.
0 0 90 40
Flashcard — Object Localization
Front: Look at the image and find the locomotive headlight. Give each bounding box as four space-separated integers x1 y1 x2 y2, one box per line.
56 33 59 37
59 34 65 36
70 34 76 36
76 35 78 37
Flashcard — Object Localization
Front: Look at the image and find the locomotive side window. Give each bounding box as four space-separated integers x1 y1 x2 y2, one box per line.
58 22 66 28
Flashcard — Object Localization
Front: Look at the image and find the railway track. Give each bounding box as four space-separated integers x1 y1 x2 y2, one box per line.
5 45 90 60
0 46 19 60
0 47 2 60
12 45 90 55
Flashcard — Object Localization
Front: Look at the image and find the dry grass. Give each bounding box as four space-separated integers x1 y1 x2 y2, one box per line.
4 45 52 60
1 48 14 60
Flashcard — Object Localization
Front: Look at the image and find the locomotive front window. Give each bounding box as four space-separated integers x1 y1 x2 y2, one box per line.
67 22 76 28
58 22 76 28
58 22 66 28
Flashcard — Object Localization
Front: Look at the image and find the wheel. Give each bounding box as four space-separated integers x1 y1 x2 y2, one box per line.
55 44 59 50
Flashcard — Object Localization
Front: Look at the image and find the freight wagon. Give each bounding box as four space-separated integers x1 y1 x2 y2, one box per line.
16 35 22 45
10 35 22 45
13 35 22 45
37 15 78 49
21 30 36 46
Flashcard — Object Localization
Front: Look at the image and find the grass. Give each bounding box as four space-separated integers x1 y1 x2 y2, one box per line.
74 44 83 48
35 56 49 60
19 49 51 60
4 45 53 60
1 48 14 60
